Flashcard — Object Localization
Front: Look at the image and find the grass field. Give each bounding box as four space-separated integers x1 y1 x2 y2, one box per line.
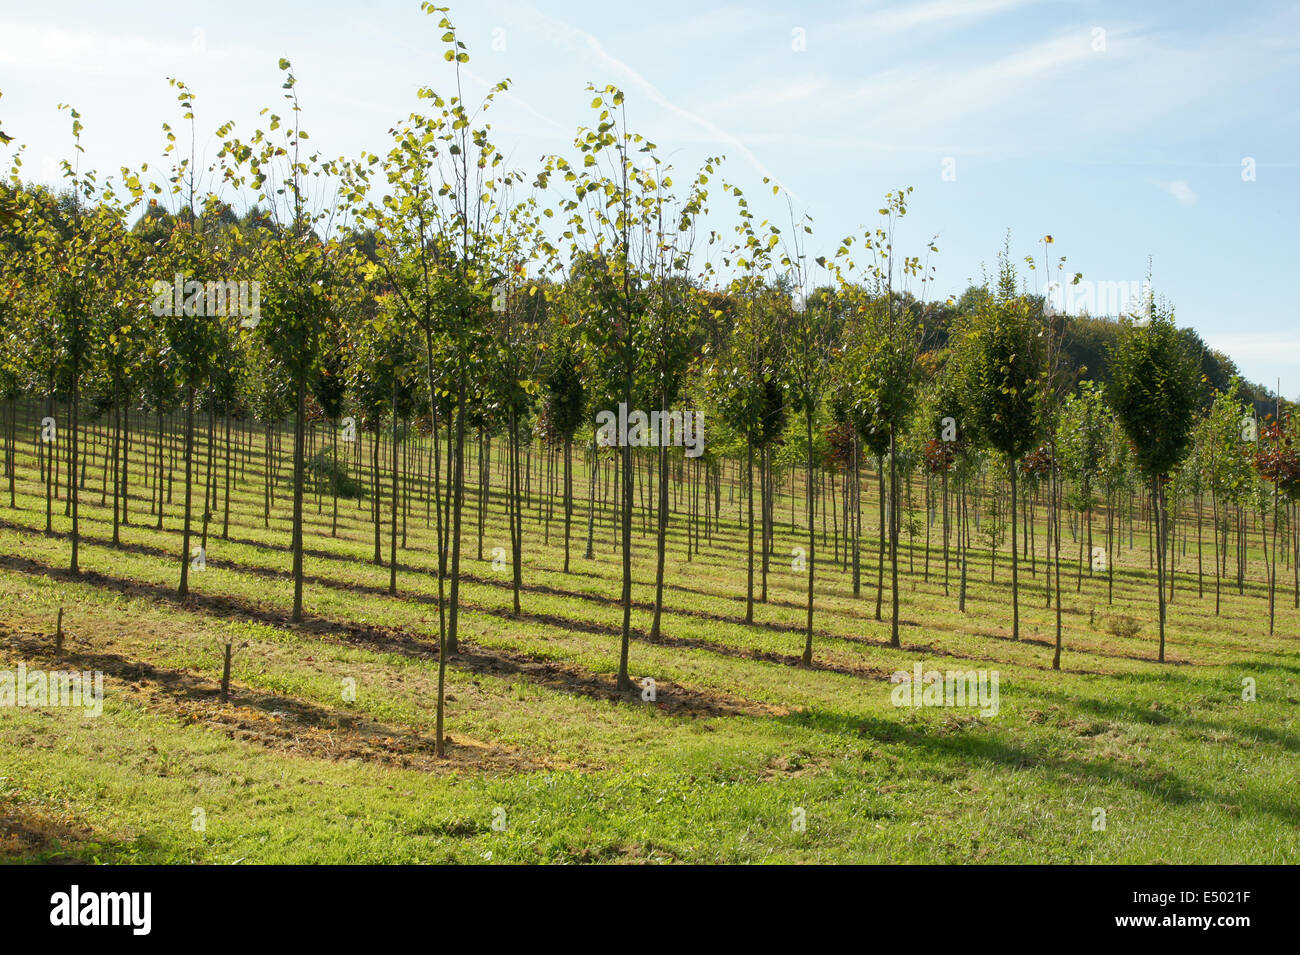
1 414 1296 864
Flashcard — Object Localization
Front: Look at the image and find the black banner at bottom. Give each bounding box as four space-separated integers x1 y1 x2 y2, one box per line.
0 863 1283 943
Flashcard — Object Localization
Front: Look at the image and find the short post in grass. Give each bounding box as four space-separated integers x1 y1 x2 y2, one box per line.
55 605 64 656
220 642 232 704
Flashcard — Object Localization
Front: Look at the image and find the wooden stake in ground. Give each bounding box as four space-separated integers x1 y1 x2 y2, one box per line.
220 642 232 704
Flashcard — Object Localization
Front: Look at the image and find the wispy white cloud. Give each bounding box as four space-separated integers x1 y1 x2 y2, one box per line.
1154 178 1197 204
690 24 1133 163
846 0 1037 37
0 21 254 75
680 5 778 40
693 7 1298 167
865 28 1118 135
493 1 798 200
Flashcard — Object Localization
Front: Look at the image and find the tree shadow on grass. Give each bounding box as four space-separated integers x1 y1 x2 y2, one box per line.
0 624 496 771
0 805 105 864
1030 683 1300 754
5 515 1201 676
779 705 1300 827
0 553 772 724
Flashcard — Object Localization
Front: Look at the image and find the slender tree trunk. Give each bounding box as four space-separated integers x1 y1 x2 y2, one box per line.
875 459 885 621
1010 457 1019 641
111 380 121 546
372 425 382 564
924 471 932 582
202 393 215 554
803 411 817 664
889 434 901 647
1052 454 1064 668
617 375 634 691
564 434 573 573
179 385 195 596
1269 476 1279 635
1154 479 1167 663
942 468 949 595
1107 490 1115 604
1195 492 1203 599
650 429 669 642
449 386 467 654
852 436 861 595
121 400 131 528
5 396 14 508
390 380 399 596
760 445 769 603
745 437 755 624
331 416 339 537
508 411 523 616
43 391 53 534
958 472 968 612
156 411 165 530
70 368 80 573
1211 489 1221 615
221 413 231 539
584 433 597 560
291 378 306 622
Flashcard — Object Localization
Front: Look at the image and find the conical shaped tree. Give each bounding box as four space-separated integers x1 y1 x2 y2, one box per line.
1107 296 1200 662
951 250 1043 642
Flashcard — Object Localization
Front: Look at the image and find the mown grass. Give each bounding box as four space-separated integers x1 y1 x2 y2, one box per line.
1 413 1296 863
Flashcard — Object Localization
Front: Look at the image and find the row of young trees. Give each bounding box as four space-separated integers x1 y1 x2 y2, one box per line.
2 6 1297 752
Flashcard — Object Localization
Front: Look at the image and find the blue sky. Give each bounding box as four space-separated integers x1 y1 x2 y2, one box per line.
3 0 1297 392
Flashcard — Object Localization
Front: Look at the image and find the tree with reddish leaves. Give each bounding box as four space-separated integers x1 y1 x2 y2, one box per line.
1254 413 1300 634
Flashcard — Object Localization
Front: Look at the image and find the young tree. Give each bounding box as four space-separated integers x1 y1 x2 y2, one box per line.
543 87 714 686
220 60 350 622
832 189 932 646
1057 380 1108 590
554 160 645 685
1253 408 1300 634
0 157 40 511
641 167 713 644
708 212 785 627
313 328 349 538
348 292 419 595
345 6 521 748
778 213 832 663
487 196 552 618
90 215 152 547
1195 385 1254 616
1108 297 1201 662
139 80 238 597
1097 415 1134 605
1032 238 1076 670
22 106 119 574
952 249 1043 642
542 302 586 573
